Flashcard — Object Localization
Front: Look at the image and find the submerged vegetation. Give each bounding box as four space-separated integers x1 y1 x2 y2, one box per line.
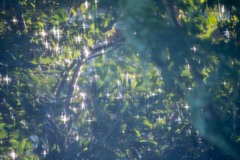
1 0 240 159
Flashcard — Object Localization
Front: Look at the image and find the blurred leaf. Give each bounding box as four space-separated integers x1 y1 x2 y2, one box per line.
51 8 68 23
0 123 5 130
18 139 27 155
0 129 8 139
10 139 19 147
181 69 191 77
134 128 141 138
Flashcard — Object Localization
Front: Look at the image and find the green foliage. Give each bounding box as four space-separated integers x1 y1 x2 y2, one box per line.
1 0 240 159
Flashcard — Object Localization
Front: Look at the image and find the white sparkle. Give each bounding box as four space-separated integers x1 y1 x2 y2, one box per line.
43 150 47 156
125 72 129 81
45 40 49 49
85 1 89 9
94 74 99 81
104 38 108 46
224 30 230 39
4 75 11 85
12 17 17 23
61 114 69 124
56 28 61 41
184 104 189 110
223 81 227 86
86 118 94 123
191 46 197 52
157 115 161 123
55 44 60 52
117 80 121 86
52 27 56 36
80 92 86 99
81 102 85 109
106 92 110 98
84 45 90 57
10 151 16 160
221 5 225 14
176 117 182 123
76 135 79 141
41 30 47 38
101 49 105 54
76 35 81 43
158 88 162 93
64 59 71 64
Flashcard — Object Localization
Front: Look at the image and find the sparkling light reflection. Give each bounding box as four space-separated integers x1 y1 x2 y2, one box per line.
52 27 56 36
4 75 11 85
84 46 90 57
43 150 47 157
85 1 89 9
157 115 161 123
86 118 94 123
76 134 79 141
101 49 105 54
41 30 47 38
12 17 17 23
10 151 16 160
61 113 70 124
55 44 60 52
81 102 85 109
184 104 189 110
76 35 81 43
191 46 197 52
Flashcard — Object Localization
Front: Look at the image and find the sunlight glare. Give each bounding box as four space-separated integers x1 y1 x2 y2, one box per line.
104 39 108 46
81 102 85 109
80 92 86 99
61 113 70 124
85 1 89 9
52 27 56 36
117 80 121 86
184 104 189 110
45 40 49 49
76 134 79 141
157 115 161 123
43 150 47 157
221 5 225 14
84 46 90 57
12 17 18 24
10 151 16 160
176 117 182 124
4 75 11 85
64 59 71 64
76 35 81 43
158 88 162 93
126 72 129 81
55 44 60 52
86 118 94 124
191 46 196 52
41 30 47 38
101 49 105 54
